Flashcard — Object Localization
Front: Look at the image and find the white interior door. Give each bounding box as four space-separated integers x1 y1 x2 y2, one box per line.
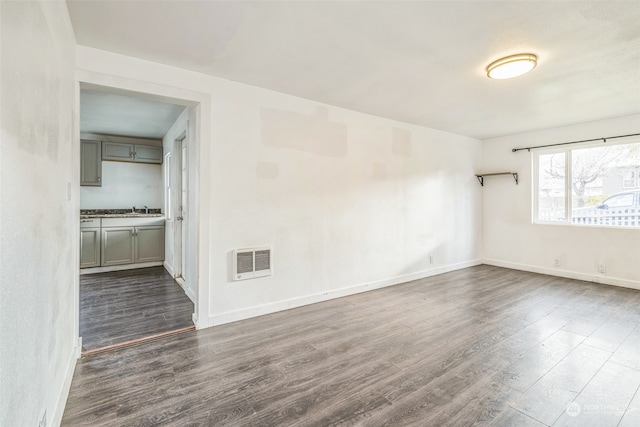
179 137 188 280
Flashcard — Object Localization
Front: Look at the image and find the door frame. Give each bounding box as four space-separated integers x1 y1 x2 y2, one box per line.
170 133 189 294
176 135 188 283
74 71 212 346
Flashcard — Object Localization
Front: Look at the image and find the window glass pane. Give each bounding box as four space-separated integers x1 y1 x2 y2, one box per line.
571 142 640 227
623 170 636 188
538 152 565 221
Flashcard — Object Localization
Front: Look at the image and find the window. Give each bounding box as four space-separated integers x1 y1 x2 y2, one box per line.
534 140 640 227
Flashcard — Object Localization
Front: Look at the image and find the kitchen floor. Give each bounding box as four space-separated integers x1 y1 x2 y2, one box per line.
79 266 194 352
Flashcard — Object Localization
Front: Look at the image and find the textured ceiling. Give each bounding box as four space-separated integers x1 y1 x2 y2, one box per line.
67 1 640 139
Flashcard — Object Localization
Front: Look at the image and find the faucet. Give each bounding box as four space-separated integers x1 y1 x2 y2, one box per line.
132 206 136 214
144 206 149 214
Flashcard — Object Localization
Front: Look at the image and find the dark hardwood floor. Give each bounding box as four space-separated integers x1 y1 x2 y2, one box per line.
65 265 640 426
80 266 194 351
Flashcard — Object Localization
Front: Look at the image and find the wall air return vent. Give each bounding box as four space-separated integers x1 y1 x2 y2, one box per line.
233 247 272 281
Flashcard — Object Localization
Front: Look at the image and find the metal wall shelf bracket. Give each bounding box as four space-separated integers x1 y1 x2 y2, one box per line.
475 172 518 186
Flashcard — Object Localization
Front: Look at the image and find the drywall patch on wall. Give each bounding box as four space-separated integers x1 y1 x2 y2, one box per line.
257 161 279 179
373 162 387 180
261 106 348 157
392 127 412 157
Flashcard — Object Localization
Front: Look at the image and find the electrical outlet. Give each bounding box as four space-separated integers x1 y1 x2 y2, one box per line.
598 263 606 274
554 258 561 267
39 410 47 427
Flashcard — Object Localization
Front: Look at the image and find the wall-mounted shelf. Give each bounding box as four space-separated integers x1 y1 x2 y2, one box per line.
475 172 518 186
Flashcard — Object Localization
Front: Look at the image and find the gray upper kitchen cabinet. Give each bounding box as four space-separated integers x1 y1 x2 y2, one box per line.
80 140 102 186
135 226 165 262
134 145 163 163
102 141 162 164
102 227 135 266
102 141 134 161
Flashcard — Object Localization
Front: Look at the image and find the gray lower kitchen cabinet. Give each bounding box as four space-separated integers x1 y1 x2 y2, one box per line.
100 217 165 267
102 227 135 266
80 227 101 268
135 226 165 262
80 140 102 186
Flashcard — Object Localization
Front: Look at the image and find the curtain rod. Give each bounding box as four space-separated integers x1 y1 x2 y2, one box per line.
512 132 640 153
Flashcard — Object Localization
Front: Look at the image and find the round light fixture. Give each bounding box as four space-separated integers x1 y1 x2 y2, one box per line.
486 53 537 79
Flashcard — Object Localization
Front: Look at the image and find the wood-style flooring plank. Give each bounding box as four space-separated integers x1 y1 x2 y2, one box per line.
552 360 640 426
63 265 640 426
510 343 611 425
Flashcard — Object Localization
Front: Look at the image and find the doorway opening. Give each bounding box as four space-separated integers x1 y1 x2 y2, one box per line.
78 85 199 354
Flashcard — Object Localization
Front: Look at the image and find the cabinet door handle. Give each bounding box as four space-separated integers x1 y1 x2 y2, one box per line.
98 176 101 182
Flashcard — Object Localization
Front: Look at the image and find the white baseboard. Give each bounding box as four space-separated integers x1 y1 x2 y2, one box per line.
80 261 164 275
51 341 79 427
483 258 640 291
172 276 195 303
184 286 196 304
192 312 201 329
163 261 174 276
209 259 482 327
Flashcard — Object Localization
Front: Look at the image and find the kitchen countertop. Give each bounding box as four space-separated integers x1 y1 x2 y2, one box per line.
81 213 165 219
80 208 164 219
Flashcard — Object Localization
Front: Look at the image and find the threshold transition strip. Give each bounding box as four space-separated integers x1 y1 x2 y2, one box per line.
82 325 196 357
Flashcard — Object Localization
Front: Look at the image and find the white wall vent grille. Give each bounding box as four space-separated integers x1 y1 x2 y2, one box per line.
234 247 272 280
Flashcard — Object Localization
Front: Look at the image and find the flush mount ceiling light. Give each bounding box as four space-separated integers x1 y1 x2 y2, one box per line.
486 53 537 79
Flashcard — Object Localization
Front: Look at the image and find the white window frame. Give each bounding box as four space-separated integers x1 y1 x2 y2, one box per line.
533 147 570 225
533 138 640 227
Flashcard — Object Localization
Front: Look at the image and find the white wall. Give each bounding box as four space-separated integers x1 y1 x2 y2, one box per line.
80 161 163 209
0 2 78 427
76 46 483 327
208 90 482 324
482 113 640 289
